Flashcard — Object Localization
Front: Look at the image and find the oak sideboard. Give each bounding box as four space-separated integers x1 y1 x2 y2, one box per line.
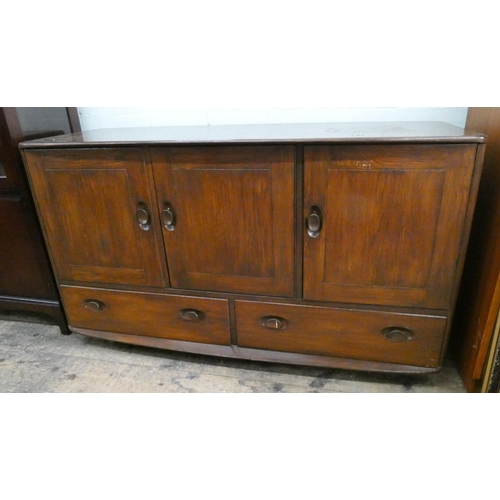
20 122 485 374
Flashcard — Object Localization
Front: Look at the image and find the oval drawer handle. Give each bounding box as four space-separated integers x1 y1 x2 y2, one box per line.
381 326 414 342
136 201 151 231
162 202 176 231
307 206 322 238
179 309 205 322
260 316 288 330
83 299 106 312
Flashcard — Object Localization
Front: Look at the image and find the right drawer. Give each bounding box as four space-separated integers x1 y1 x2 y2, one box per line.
235 301 447 367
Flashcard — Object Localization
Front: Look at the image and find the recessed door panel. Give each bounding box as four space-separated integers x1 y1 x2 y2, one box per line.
24 148 166 287
304 145 478 308
152 146 295 296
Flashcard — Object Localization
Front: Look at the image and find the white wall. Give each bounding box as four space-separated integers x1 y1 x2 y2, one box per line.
77 107 468 131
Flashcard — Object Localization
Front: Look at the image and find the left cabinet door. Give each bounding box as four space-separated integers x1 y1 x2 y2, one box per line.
23 148 167 287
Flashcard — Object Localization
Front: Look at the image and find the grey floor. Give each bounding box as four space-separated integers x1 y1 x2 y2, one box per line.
0 311 466 393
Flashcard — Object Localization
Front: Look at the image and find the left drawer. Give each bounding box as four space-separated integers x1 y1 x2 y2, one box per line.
60 285 231 345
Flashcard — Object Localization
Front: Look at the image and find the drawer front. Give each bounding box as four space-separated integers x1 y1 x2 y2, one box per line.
235 301 447 367
60 286 231 345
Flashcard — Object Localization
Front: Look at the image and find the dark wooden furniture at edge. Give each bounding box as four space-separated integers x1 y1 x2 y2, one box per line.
452 108 500 392
0 108 81 334
19 122 485 374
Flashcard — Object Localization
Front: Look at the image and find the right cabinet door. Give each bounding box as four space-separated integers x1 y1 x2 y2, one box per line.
303 144 478 309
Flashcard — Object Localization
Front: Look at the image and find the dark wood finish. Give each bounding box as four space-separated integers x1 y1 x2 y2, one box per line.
151 146 295 296
19 121 485 148
235 300 446 367
23 148 167 287
228 299 238 345
303 145 478 308
438 143 486 366
60 285 231 345
0 108 80 334
453 108 500 391
0 111 22 191
57 278 449 316
294 145 304 298
0 295 70 335
0 195 57 299
19 123 485 374
72 326 440 374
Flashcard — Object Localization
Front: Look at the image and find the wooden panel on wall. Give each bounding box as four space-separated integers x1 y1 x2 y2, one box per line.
453 108 500 391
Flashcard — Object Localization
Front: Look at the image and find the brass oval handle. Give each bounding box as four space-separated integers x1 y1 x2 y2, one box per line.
260 316 288 330
179 309 205 322
162 202 176 231
307 206 322 238
83 299 106 312
137 202 151 231
381 326 414 342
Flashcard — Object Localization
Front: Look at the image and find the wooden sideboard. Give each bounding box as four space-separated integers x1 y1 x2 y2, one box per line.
19 122 485 373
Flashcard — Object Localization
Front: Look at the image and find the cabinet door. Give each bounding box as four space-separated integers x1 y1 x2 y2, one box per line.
151 146 295 296
304 145 478 309
23 148 167 287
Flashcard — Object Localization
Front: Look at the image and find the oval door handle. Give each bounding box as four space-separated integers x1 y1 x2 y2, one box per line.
381 327 414 342
179 309 205 322
162 202 176 231
137 202 151 231
260 316 288 330
307 206 322 238
83 299 106 312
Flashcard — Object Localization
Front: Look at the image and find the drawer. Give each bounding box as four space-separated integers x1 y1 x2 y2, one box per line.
60 286 231 345
235 301 447 367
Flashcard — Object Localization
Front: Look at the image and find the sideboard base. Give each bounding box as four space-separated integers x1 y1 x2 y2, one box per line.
71 326 441 375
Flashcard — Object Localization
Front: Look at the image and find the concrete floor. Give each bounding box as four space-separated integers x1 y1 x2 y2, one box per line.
0 311 466 392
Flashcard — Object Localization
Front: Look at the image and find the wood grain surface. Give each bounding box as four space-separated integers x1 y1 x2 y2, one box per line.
60 285 231 345
19 121 485 149
303 144 477 308
235 300 446 367
23 148 167 287
454 108 500 390
151 146 295 296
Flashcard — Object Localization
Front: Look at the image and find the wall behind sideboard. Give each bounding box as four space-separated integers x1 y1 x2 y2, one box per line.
77 107 468 131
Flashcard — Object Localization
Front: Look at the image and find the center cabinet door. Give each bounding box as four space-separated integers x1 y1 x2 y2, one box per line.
303 144 478 309
151 146 296 297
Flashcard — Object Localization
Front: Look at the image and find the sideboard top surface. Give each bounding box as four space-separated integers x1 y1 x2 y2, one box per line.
19 121 486 149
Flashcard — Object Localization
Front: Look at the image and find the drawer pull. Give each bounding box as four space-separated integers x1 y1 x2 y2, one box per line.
162 202 176 231
83 299 106 312
260 316 288 330
307 206 322 238
179 308 205 322
381 326 414 342
136 202 151 231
